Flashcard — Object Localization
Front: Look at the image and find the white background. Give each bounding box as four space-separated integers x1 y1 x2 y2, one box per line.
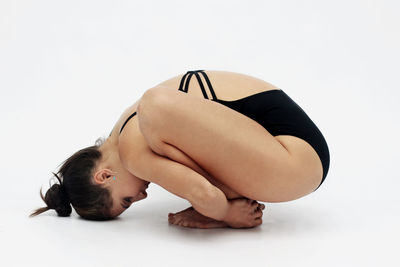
1 0 399 266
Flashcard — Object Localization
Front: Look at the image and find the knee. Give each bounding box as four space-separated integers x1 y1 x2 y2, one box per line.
137 88 172 142
138 87 173 118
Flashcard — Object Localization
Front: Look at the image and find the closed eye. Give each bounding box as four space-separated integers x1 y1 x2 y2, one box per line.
124 197 133 203
122 197 133 209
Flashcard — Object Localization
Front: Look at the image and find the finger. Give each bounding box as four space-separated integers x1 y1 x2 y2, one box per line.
256 203 265 211
252 205 259 213
254 217 263 226
252 209 263 217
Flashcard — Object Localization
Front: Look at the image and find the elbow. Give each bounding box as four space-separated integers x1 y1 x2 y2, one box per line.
189 183 229 221
190 184 215 208
201 185 218 206
137 87 173 127
139 87 171 112
189 185 224 219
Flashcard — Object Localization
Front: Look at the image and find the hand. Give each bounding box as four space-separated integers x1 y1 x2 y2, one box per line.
222 198 265 228
168 206 229 229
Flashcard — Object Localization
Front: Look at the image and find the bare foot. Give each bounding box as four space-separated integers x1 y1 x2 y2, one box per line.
168 206 228 229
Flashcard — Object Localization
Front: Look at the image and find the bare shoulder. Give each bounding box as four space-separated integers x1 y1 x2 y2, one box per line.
117 116 153 177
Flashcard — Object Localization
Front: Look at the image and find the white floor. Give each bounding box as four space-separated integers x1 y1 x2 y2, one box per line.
1 1 399 266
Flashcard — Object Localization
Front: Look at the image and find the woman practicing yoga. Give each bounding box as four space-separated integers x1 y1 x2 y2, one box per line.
30 70 330 229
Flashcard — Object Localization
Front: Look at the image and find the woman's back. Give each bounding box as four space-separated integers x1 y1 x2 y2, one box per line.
157 70 280 101
109 70 280 140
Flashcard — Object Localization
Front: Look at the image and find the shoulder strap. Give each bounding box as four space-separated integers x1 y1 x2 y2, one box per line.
178 71 190 92
179 70 218 100
119 111 137 134
191 71 210 99
184 72 194 93
198 70 218 100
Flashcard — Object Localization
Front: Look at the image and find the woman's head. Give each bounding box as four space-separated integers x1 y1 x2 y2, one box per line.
29 137 114 220
30 137 150 220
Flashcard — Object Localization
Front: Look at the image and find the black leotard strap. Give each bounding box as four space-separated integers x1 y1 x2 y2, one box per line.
119 111 137 134
183 72 194 93
179 70 218 101
198 70 218 100
190 71 210 99
178 72 190 92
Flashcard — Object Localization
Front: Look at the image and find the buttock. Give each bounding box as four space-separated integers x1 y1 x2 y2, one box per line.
275 134 327 191
213 89 330 190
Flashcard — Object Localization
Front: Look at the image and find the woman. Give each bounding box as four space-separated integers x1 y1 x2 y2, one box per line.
30 70 330 229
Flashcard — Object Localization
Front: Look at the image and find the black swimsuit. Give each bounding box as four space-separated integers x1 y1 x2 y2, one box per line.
119 70 330 190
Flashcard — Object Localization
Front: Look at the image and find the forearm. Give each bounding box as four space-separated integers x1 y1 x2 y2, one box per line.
190 185 230 221
161 141 243 199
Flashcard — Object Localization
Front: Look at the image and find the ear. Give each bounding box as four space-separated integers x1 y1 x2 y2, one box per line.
93 168 114 185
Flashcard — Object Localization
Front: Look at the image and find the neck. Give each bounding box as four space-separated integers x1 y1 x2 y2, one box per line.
98 138 120 170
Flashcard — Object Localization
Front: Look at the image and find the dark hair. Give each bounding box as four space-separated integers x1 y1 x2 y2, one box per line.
29 137 114 221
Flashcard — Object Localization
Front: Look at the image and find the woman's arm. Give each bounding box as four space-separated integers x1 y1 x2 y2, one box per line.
139 149 231 221
119 125 264 226
120 138 231 221
158 141 243 199
127 149 264 227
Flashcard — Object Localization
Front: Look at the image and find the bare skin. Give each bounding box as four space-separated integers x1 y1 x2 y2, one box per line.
98 70 324 226
168 199 266 229
169 206 229 229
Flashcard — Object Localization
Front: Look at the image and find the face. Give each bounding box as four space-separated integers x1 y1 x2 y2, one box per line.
109 172 151 218
95 138 151 218
112 175 150 217
94 168 150 218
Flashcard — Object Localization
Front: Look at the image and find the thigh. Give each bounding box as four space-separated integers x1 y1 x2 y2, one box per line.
138 88 318 202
